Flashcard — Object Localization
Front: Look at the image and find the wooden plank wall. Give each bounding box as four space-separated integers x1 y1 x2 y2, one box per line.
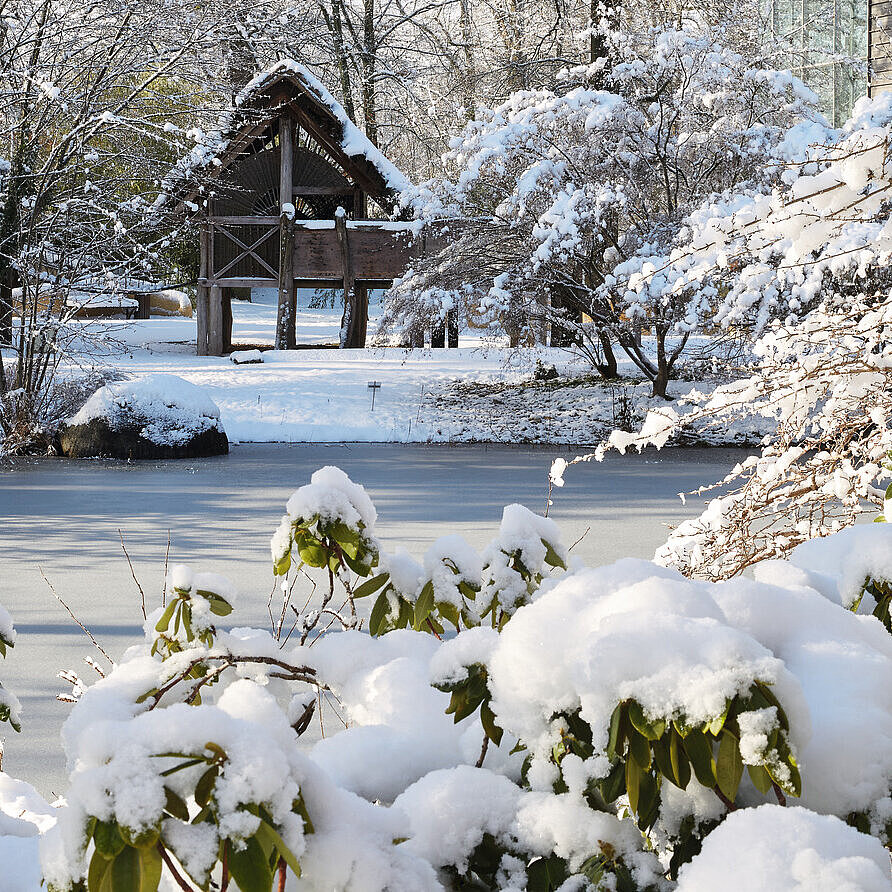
870 0 892 94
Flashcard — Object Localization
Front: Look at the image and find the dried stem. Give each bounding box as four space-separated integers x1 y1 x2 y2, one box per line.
119 529 146 620
476 734 490 768
162 530 170 607
39 567 114 665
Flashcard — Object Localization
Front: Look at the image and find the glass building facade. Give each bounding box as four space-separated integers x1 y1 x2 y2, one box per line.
768 0 870 125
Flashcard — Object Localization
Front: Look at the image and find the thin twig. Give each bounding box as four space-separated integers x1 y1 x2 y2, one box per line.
39 567 114 665
119 529 146 620
569 527 590 552
162 530 170 607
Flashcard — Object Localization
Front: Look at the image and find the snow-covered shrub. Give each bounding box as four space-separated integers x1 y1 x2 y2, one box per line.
0 600 21 734
3 465 892 891
382 27 818 396
584 93 892 577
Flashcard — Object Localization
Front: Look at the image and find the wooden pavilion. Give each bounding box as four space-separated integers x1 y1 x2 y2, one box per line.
175 61 439 355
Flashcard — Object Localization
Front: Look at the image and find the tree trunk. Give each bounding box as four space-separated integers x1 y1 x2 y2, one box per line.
330 0 357 121
652 325 672 399
459 0 475 116
361 0 378 146
598 329 618 378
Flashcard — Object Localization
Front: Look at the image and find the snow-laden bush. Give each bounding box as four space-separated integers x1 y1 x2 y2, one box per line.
582 92 892 579
1 465 891 891
381 27 818 396
0 600 21 735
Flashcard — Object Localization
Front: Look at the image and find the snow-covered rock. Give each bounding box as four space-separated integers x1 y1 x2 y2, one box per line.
59 374 228 459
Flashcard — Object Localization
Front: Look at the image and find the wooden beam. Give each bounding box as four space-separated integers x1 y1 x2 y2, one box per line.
276 116 296 350
293 186 354 196
209 277 278 288
209 215 279 225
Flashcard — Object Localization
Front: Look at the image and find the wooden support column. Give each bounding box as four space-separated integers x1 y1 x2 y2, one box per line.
336 210 362 347
196 222 210 355
208 283 224 355
276 117 296 350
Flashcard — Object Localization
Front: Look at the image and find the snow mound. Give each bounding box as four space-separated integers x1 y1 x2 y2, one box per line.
675 805 892 891
67 374 224 447
788 523 892 609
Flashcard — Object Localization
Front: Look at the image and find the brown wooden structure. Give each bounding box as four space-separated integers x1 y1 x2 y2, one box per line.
179 62 432 355
870 0 892 96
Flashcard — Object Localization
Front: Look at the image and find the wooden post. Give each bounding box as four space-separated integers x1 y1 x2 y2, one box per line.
335 209 360 347
276 116 296 350
209 283 224 355
196 222 210 355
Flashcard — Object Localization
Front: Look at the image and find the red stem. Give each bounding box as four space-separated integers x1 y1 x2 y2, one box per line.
157 844 196 892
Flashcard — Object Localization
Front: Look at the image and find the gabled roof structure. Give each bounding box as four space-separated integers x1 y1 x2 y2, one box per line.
166 60 410 208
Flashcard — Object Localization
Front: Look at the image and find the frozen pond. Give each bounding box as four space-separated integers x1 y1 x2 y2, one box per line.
0 443 750 797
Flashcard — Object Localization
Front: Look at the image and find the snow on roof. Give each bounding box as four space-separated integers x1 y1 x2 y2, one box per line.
163 60 409 208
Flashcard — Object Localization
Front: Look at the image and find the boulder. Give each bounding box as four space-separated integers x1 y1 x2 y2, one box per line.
59 374 228 460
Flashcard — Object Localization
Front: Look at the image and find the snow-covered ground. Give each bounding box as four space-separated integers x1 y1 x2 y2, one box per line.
56 288 765 446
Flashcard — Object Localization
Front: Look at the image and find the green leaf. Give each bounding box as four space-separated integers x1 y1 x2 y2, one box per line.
274 552 292 577
625 758 642 814
88 850 112 890
480 700 503 746
121 825 159 850
636 770 660 830
293 794 315 835
413 581 435 631
194 766 218 808
298 540 328 568
341 549 373 576
627 701 666 741
107 844 161 892
228 834 273 892
154 601 176 634
437 600 461 630
607 702 625 759
747 764 773 794
353 573 389 599
94 821 126 859
715 730 744 803
457 580 478 600
599 761 626 803
526 854 569 891
683 729 715 787
707 701 730 736
163 787 189 822
205 595 233 617
669 730 691 790
254 818 302 878
540 538 567 570
369 592 390 637
627 728 652 770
